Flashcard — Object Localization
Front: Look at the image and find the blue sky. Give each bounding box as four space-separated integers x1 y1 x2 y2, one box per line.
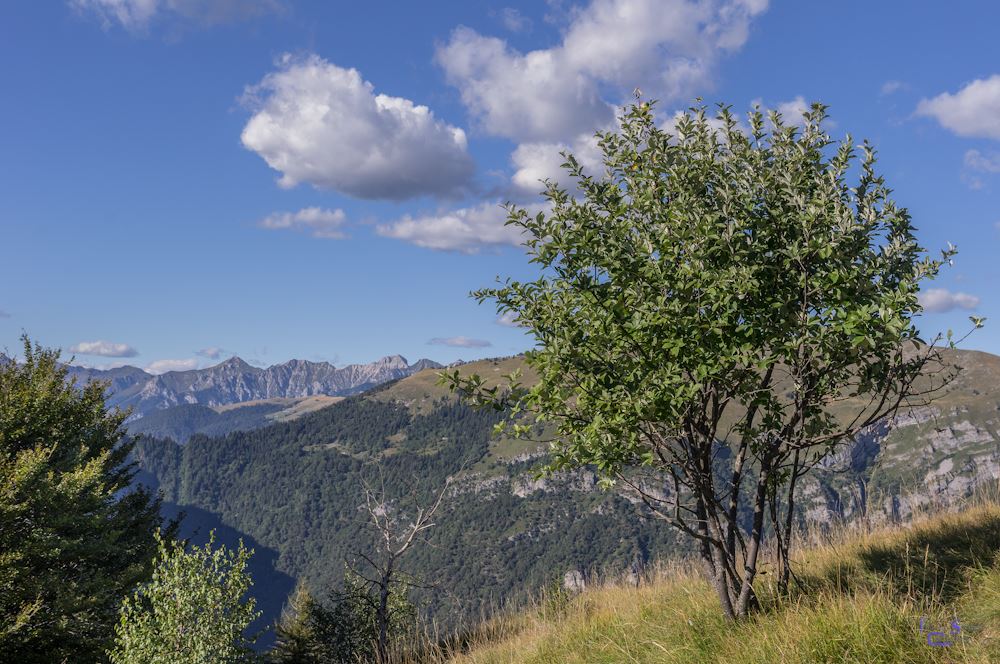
1 1 998 372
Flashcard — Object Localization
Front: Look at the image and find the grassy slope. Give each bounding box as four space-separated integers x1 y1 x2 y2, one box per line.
382 349 1000 515
437 501 1000 663
371 356 534 415
211 394 345 420
128 397 348 443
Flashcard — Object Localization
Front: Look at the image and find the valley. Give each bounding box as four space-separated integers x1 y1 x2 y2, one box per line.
121 349 1000 638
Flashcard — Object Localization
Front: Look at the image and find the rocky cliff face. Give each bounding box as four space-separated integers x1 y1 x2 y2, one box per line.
801 408 1000 526
431 350 1000 532
67 355 441 418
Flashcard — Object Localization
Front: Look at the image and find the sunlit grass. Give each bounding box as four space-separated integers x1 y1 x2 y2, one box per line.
401 498 1000 663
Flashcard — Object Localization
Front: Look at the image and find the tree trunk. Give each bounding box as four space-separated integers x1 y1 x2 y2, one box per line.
706 548 737 621
735 462 771 618
696 493 737 620
777 450 801 595
375 561 393 664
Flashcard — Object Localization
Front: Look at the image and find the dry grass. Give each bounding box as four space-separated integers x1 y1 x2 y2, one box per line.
371 356 535 415
394 495 1000 663
210 395 344 419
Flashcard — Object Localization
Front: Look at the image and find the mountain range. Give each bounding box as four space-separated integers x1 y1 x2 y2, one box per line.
65 354 441 420
128 348 1000 644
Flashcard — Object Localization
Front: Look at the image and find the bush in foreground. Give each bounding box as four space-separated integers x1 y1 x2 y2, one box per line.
0 337 165 662
109 531 260 664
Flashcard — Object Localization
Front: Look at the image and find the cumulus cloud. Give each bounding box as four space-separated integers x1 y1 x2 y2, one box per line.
69 340 139 357
195 346 225 359
495 7 531 32
773 96 810 125
511 133 605 195
880 80 906 96
258 207 348 239
377 201 548 253
496 310 522 327
71 0 282 31
436 0 769 144
428 336 492 348
241 54 474 201
146 358 200 374
962 149 1000 190
916 75 1000 140
747 96 834 130
918 288 980 313
964 149 1000 173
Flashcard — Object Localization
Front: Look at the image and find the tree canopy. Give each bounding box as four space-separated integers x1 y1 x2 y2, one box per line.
443 100 977 619
0 337 165 661
109 531 260 663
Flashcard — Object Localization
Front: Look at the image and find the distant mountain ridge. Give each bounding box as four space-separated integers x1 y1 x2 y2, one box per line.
131 349 1000 638
65 354 441 419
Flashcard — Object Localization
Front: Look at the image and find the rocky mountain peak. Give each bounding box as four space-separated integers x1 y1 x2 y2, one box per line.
409 358 443 371
74 352 442 418
216 356 257 372
372 354 409 370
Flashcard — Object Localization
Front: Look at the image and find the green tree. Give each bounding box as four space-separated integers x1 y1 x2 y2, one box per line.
109 531 261 663
0 336 165 661
269 571 415 664
271 583 326 663
443 100 977 619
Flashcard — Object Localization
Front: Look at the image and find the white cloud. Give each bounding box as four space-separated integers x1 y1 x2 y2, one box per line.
69 340 139 357
259 207 348 239
437 27 612 144
71 0 160 29
774 96 810 125
428 336 492 348
496 310 522 327
964 175 985 191
497 7 531 32
962 149 1000 190
436 0 769 144
195 346 225 359
71 0 281 31
916 75 1000 140
241 54 474 201
748 96 834 130
511 134 605 195
964 149 1000 173
377 201 547 254
880 80 906 96
918 288 980 313
146 358 200 374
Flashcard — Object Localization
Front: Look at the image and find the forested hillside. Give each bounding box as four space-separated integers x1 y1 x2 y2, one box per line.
130 346 1000 637
132 366 680 632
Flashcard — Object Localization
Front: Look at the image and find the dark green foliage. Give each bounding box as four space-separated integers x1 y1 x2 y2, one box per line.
271 584 323 663
133 392 681 633
0 337 165 662
270 574 415 664
443 99 971 619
